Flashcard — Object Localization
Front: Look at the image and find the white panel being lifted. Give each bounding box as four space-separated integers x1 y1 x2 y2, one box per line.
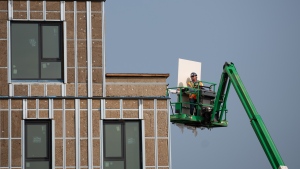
177 58 201 87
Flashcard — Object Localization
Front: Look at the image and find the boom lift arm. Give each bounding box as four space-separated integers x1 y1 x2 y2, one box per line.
214 62 287 169
168 62 287 169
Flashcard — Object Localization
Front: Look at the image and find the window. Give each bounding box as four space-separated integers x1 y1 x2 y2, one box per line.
11 22 63 80
25 120 52 169
103 121 142 169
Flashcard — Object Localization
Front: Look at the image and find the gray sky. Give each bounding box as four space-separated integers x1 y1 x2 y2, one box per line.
105 1 300 168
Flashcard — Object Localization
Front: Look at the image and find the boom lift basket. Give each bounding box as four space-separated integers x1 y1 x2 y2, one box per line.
167 81 228 129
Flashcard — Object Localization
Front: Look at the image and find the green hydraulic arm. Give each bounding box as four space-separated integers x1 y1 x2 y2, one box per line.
214 62 287 169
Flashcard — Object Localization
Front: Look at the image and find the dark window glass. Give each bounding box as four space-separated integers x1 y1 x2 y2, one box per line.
25 120 51 169
25 161 49 169
26 124 48 158
41 62 61 79
103 121 142 169
42 25 60 59
11 22 63 80
11 23 39 79
104 161 124 169
125 122 141 169
104 124 123 157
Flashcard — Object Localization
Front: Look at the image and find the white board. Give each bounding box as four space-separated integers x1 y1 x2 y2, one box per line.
176 58 202 115
177 58 201 87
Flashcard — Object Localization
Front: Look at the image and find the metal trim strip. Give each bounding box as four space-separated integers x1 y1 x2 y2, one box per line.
52 120 55 168
21 120 25 169
100 119 103 169
7 21 11 84
88 99 93 168
49 99 53 119
8 0 12 20
27 0 30 20
60 1 65 21
22 99 27 119
120 99 123 119
63 21 67 84
75 99 80 168
36 99 39 119
167 99 172 169
74 1 78 96
62 99 66 169
86 1 92 97
43 1 46 20
8 99 11 168
102 1 106 97
142 119 146 169
139 99 143 119
154 99 158 169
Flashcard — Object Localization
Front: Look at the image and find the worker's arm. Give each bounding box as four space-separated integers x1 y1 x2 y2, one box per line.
187 81 192 87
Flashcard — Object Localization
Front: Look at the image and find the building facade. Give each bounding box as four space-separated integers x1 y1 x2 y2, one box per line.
0 1 170 169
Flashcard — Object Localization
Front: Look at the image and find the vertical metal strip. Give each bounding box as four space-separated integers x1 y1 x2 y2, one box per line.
44 84 47 96
139 99 143 119
61 84 66 96
74 1 78 97
28 84 31 96
62 99 66 169
167 99 172 169
8 99 11 169
101 99 105 119
36 99 39 119
75 99 80 168
63 21 67 83
138 99 145 168
154 99 158 169
22 99 27 119
100 99 105 169
102 1 106 97
9 84 12 97
88 99 93 168
27 0 30 20
7 21 11 84
21 120 25 169
142 119 146 169
8 0 12 20
52 120 55 168
43 0 46 21
49 99 53 119
60 1 65 21
120 99 123 119
100 119 103 169
86 1 92 97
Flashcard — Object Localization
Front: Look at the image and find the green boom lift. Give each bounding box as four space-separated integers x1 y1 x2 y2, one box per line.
167 62 287 169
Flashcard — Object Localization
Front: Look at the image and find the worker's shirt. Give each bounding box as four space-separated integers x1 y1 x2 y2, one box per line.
187 81 203 99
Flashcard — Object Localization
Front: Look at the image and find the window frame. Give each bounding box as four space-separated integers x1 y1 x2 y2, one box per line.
10 21 64 81
103 120 143 169
25 120 52 169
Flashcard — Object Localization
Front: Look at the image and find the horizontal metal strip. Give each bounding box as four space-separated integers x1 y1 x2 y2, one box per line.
105 109 139 110
106 82 168 85
54 166 101 168
145 166 170 168
99 109 168 111
0 96 169 99
145 137 169 139
54 137 101 139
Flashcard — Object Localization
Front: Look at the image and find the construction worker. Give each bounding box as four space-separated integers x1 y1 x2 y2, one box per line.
187 72 203 115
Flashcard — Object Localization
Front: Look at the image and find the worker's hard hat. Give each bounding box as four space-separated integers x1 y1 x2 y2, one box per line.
190 72 197 77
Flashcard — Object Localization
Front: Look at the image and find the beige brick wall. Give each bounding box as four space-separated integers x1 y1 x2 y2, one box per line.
0 1 103 97
0 1 170 168
106 74 169 97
